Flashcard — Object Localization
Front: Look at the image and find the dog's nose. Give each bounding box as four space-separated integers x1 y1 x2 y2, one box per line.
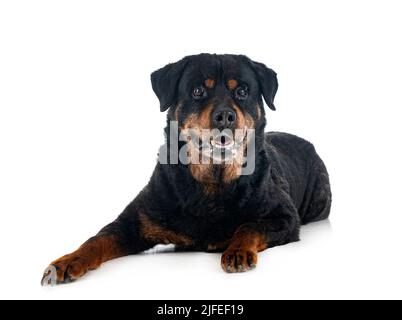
212 107 237 130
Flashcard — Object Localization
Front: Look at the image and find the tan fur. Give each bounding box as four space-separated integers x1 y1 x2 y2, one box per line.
222 161 242 184
204 78 215 89
207 239 231 251
174 104 182 121
139 213 193 246
229 231 268 252
256 104 262 120
227 79 238 90
189 164 215 184
181 102 255 187
198 104 214 129
49 235 124 282
221 231 268 272
182 105 216 187
182 113 199 130
181 103 213 132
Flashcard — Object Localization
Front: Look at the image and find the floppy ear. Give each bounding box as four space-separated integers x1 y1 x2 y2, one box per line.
151 58 187 112
250 61 278 111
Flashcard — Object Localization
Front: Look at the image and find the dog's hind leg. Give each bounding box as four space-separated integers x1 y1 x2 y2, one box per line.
299 157 332 225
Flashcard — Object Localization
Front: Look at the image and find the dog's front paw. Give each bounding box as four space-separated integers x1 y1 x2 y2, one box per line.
41 254 93 286
221 247 258 273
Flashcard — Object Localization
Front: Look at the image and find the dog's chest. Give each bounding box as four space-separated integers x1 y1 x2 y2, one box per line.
167 176 263 245
175 196 254 245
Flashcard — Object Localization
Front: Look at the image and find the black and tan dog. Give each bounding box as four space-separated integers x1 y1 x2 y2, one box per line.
42 54 331 284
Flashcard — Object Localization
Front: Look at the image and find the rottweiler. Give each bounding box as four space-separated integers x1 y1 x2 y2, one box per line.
41 54 331 285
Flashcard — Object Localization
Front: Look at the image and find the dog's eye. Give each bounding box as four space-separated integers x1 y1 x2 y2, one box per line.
235 86 248 100
192 86 207 100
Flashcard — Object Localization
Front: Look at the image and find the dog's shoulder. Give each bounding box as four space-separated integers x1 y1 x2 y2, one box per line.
265 131 316 158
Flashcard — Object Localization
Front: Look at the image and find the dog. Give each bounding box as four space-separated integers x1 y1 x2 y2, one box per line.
41 54 331 285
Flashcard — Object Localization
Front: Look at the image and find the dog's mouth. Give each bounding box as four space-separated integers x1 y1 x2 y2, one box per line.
187 130 248 162
211 133 235 150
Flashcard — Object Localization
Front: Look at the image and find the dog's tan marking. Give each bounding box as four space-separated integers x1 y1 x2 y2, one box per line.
44 235 124 283
182 105 217 187
231 103 255 130
222 162 242 184
139 213 193 246
174 104 182 121
181 103 213 132
198 103 214 129
221 230 268 272
182 103 254 186
204 78 215 89
256 104 262 120
227 79 238 90
189 164 215 184
245 113 254 129
207 239 231 252
232 103 245 128
182 113 198 130
230 231 268 252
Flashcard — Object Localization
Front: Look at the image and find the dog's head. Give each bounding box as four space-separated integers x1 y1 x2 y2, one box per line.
151 54 278 185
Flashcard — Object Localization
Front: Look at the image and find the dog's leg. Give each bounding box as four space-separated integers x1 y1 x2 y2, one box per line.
41 234 132 285
221 201 300 273
41 211 150 285
41 200 192 285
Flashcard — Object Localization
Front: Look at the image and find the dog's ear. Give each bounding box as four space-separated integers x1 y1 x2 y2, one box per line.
250 60 278 111
151 58 188 112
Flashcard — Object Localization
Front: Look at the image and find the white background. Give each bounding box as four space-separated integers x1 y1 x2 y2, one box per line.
1 0 401 300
